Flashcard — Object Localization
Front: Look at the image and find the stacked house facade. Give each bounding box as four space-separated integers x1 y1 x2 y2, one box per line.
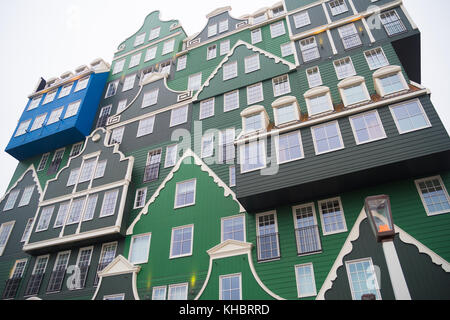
1 0 449 300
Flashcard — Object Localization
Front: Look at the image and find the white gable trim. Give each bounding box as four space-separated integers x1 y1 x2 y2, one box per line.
0 165 43 204
127 149 245 235
193 40 297 101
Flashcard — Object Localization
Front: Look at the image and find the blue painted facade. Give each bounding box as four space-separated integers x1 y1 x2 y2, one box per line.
5 70 109 161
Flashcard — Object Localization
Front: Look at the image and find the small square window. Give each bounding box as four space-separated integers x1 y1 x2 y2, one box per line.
246 83 264 105
142 89 159 108
174 180 196 209
145 47 157 62
244 54 260 73
137 116 155 137
220 274 242 300
75 76 90 92
100 189 119 218
224 90 239 112
222 215 245 242
272 75 291 97
162 39 175 55
208 24 218 38
349 110 386 145
129 53 142 69
168 283 188 300
113 59 126 75
30 113 47 131
64 101 81 119
122 74 136 92
276 131 304 164
188 73 202 91
280 43 293 57
58 84 73 99
293 11 311 29
149 27 161 41
270 21 286 38
134 33 146 47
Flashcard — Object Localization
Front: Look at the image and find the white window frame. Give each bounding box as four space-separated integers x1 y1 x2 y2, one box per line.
74 76 90 92
221 214 246 242
170 105 189 127
3 189 20 211
133 188 147 209
311 120 345 155
345 258 382 300
224 90 239 112
201 133 214 158
152 286 167 300
244 54 260 74
113 59 126 75
145 46 157 62
275 130 304 164
293 11 311 29
199 98 215 120
129 53 142 69
270 21 286 38
246 83 264 105
306 66 323 88
415 176 450 217
99 189 119 218
43 90 57 105
174 179 197 209
64 100 81 119
188 73 202 91
295 263 317 298
18 185 34 207
149 27 161 41
58 83 73 99
136 116 156 138
334 57 356 80
21 218 34 243
328 0 349 16
364 47 389 70
280 42 294 57
110 126 125 144
164 144 178 168
30 113 47 131
27 96 42 111
0 221 15 256
162 39 175 55
229 166 236 188
220 40 230 56
37 153 50 172
219 273 242 300
129 233 152 265
35 206 55 232
338 76 371 107
349 110 387 145
255 211 280 262
169 225 194 259
304 87 334 117
208 24 218 38
122 74 136 92
373 65 409 97
272 74 291 97
239 140 267 174
15 119 31 137
318 197 348 236
134 33 146 47
168 283 189 300
207 45 217 60
223 61 238 81
251 29 262 44
177 55 187 71
389 98 431 134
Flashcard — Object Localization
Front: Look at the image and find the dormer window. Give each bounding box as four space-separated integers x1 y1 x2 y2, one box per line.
304 87 334 116
373 65 409 97
338 76 371 107
272 6 285 17
241 105 269 134
272 96 301 126
253 13 267 24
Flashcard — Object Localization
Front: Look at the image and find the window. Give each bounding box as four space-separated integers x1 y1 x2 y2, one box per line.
339 77 370 106
299 37 320 62
28 96 42 111
134 188 147 209
96 105 111 128
170 225 194 258
0 222 15 256
75 76 90 92
306 67 323 88
349 110 387 145
188 73 202 91
3 259 27 298
48 148 65 175
281 43 293 57
311 121 344 155
334 57 356 80
380 10 407 36
272 5 285 17
305 89 334 116
208 24 218 37
220 40 230 56
78 158 96 183
83 195 98 221
294 11 311 29
276 131 304 164
224 90 239 112
295 264 317 298
390 99 431 134
94 242 117 286
142 89 159 108
318 197 347 235
144 149 162 182
338 24 362 50
93 160 107 179
256 212 280 261
346 258 381 300
244 54 260 73
18 186 34 207
64 100 81 119
243 113 263 133
129 233 151 264
110 127 125 144
270 21 286 38
364 47 389 70
38 153 50 172
15 120 31 137
100 189 119 217
137 116 155 137
201 134 214 158
122 74 136 92
21 218 34 243
168 283 188 300
229 166 236 187
219 19 229 33
152 286 167 300
162 39 175 55
117 99 128 113
219 128 235 163
247 83 264 105
415 176 450 216
251 29 262 44
43 91 57 104
240 140 266 173
24 254 48 296
207 45 217 60
66 198 85 225
273 103 298 126
165 145 178 168
221 215 245 242
58 84 73 99
293 203 321 255
134 33 146 47
47 251 70 293
145 46 157 62
74 247 93 289
200 98 215 120
67 168 80 187
380 74 407 96
30 113 47 131
3 189 20 211
253 13 267 24
329 0 348 16
175 180 196 209
220 274 242 300
54 202 70 228
149 27 161 41
36 206 55 232
129 53 142 69
177 55 187 71
272 75 291 97
223 61 238 81
170 105 189 127
113 59 125 75
70 142 83 157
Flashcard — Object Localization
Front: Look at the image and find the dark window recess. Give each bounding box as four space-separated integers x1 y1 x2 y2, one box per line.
46 269 67 293
256 233 281 262
47 150 65 175
24 273 45 297
143 149 162 183
96 106 112 128
295 225 322 256
2 277 22 299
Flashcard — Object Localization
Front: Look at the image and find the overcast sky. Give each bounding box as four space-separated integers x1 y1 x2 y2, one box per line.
0 0 448 195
